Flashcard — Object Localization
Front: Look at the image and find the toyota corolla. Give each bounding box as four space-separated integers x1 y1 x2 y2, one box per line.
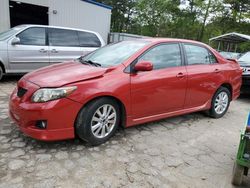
9 39 242 145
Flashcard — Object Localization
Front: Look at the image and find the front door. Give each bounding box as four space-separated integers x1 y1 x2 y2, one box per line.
130 43 187 119
8 27 49 72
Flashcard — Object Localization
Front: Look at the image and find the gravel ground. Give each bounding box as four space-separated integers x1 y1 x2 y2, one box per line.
0 76 250 188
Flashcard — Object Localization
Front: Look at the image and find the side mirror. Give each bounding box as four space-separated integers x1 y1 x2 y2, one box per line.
134 61 153 72
11 37 20 45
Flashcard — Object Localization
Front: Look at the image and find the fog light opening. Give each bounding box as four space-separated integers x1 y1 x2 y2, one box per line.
35 120 47 129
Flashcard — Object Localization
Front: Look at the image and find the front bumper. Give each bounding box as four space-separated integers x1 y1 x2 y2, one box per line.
9 80 82 141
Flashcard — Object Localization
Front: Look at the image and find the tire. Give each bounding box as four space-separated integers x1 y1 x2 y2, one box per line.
208 86 231 118
0 66 3 81
75 97 120 146
232 162 244 186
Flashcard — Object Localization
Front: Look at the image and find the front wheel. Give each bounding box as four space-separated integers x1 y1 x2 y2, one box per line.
208 87 231 118
76 97 120 146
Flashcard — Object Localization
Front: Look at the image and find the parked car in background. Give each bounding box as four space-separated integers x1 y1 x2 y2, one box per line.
219 51 241 59
9 39 242 145
0 25 105 80
238 52 250 93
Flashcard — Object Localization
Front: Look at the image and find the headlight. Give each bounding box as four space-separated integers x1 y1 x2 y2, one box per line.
31 86 77 103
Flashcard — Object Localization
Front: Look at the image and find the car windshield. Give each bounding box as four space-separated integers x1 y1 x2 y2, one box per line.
81 40 150 67
0 26 25 41
238 52 250 66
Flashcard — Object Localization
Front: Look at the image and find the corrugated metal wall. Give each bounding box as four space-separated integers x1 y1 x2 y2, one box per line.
0 0 111 42
49 0 111 42
0 0 10 32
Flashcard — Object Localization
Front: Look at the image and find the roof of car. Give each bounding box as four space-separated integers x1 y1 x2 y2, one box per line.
137 37 208 46
17 24 101 35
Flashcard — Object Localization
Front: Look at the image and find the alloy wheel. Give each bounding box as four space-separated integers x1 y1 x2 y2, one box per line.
91 104 117 138
214 91 229 114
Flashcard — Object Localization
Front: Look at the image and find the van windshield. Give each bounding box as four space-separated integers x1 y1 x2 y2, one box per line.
0 26 26 41
81 40 150 67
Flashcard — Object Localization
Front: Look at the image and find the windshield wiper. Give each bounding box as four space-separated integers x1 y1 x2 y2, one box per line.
77 57 101 67
85 60 102 67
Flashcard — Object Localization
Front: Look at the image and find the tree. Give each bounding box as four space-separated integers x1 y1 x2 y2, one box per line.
96 0 137 32
97 0 250 51
223 0 250 23
135 0 181 37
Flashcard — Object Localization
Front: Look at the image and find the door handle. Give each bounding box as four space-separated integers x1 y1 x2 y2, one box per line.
51 49 58 53
214 69 221 73
39 49 47 53
176 72 185 78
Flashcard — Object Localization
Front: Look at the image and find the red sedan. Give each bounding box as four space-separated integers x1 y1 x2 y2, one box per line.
9 39 242 145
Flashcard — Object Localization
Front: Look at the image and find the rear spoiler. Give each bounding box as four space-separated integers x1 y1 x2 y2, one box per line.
226 58 243 73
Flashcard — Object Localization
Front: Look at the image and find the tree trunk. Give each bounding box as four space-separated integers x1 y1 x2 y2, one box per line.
199 0 211 41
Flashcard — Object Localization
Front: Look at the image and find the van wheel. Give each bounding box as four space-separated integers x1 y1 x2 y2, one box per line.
0 66 3 81
75 97 120 146
208 87 231 118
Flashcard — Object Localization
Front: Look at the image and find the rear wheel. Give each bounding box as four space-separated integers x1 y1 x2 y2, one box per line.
232 162 244 186
208 87 231 118
0 66 3 81
76 97 120 146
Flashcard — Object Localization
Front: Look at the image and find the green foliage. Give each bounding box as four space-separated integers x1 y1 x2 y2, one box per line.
96 0 137 32
97 0 250 51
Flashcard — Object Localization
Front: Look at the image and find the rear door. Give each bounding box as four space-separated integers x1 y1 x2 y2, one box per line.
8 27 49 72
78 31 102 56
130 43 187 118
183 43 223 108
48 28 81 64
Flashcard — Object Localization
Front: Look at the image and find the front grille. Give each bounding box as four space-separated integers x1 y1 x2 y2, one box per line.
242 76 250 85
17 87 27 98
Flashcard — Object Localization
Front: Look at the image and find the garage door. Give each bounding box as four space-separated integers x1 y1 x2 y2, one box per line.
9 1 48 27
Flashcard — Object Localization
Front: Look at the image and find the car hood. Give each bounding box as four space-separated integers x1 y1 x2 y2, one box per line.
23 61 108 87
238 60 250 67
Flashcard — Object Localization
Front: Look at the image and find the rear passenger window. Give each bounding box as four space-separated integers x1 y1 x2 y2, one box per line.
78 31 101 47
17 27 45 46
48 28 79 47
138 43 182 70
184 44 210 65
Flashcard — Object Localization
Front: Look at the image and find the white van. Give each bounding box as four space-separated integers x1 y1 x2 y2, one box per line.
0 25 105 80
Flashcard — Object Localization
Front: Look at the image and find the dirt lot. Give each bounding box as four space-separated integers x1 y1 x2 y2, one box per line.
0 76 250 188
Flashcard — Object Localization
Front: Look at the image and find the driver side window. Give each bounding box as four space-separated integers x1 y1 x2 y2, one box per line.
17 27 46 46
138 43 182 70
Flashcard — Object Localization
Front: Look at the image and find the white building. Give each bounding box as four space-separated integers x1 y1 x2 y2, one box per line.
0 0 112 42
